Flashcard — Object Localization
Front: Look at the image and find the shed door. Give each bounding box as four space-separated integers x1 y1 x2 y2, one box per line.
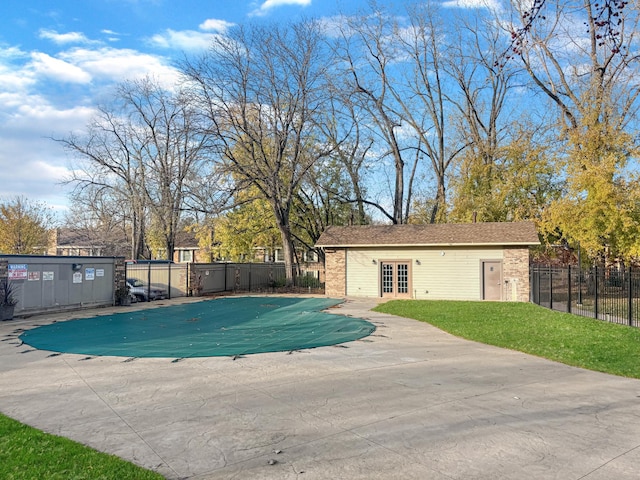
381 261 411 298
482 260 503 301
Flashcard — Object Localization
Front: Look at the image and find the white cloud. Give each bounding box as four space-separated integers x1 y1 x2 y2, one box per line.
0 67 35 92
0 100 94 211
30 52 92 84
59 47 181 85
0 46 35 91
100 29 126 43
148 29 217 51
250 0 312 17
199 19 235 33
0 37 183 211
38 29 97 45
0 45 26 60
441 0 501 9
317 15 350 38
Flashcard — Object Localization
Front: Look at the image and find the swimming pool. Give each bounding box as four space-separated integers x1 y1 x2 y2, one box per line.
19 296 375 358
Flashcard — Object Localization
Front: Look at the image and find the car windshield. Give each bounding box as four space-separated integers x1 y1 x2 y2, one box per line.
128 279 144 287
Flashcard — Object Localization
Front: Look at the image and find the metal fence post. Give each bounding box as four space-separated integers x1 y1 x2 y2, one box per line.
567 265 572 314
594 266 599 320
628 266 633 327
531 267 536 304
549 265 553 310
146 262 151 302
168 261 172 299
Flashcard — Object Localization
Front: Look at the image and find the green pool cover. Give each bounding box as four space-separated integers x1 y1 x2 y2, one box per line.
19 297 375 358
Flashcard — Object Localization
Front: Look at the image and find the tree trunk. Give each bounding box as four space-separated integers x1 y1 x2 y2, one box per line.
429 181 446 224
277 224 297 286
131 212 145 260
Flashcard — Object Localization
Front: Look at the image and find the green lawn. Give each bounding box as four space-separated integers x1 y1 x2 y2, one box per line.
0 413 164 480
373 300 640 378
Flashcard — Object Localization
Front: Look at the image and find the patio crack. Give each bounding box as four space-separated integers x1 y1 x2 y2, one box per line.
62 357 180 479
576 443 640 479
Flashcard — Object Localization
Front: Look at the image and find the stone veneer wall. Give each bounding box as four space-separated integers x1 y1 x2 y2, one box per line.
114 257 126 303
503 247 531 302
324 248 346 297
0 259 7 282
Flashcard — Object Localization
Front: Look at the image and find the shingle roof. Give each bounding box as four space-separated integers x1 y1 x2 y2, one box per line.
315 221 540 247
56 228 106 247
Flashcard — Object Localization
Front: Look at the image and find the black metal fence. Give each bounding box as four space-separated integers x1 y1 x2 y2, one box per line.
530 265 640 327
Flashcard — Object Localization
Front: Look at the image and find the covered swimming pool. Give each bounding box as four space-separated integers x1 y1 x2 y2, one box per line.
19 296 375 358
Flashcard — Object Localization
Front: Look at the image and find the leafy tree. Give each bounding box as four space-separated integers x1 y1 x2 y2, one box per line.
507 0 640 259
186 217 217 263
0 197 54 254
541 112 640 260
449 127 560 224
213 196 280 262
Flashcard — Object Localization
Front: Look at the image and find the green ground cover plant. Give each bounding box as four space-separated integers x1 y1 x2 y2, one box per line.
373 300 640 379
0 413 164 480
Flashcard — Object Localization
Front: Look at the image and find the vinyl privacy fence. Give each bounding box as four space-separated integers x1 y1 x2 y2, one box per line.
126 262 325 298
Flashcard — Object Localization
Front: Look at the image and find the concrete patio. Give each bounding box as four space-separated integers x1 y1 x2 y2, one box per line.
1 296 639 479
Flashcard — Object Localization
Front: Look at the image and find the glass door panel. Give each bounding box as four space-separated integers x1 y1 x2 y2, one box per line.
380 261 411 298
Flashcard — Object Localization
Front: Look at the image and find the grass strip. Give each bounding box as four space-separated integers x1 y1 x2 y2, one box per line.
0 413 165 480
373 300 640 378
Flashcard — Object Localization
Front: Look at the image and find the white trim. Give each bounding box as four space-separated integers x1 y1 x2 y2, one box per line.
318 241 540 248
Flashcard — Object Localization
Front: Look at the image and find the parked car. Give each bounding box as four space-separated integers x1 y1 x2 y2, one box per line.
126 259 174 264
126 278 167 302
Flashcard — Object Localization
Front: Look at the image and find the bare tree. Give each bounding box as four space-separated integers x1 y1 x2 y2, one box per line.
62 102 149 259
183 20 333 283
504 0 631 65
393 2 474 223
330 7 420 224
61 76 211 260
509 0 640 131
118 78 212 260
317 89 373 225
64 189 132 257
448 13 516 173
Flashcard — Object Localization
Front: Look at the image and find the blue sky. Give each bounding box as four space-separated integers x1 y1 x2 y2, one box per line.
0 0 389 215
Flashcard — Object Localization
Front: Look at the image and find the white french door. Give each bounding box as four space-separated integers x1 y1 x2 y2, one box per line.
380 261 411 298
